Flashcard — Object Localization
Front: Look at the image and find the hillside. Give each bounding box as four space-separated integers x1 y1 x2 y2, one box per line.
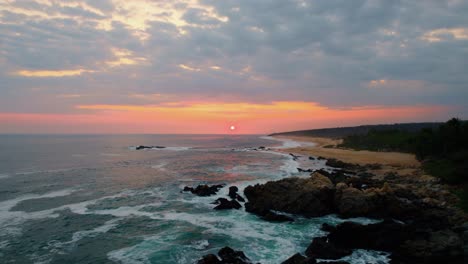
269 122 442 138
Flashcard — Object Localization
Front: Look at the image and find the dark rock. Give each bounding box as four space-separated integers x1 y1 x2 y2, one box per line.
228 186 245 202
322 219 462 263
334 186 374 217
357 171 375 178
327 220 410 251
325 158 357 170
197 247 252 264
321 223 336 232
244 173 335 218
258 146 266 150
289 153 301 160
345 176 382 189
297 168 313 173
183 186 194 192
392 229 464 264
197 254 221 264
305 237 352 259
135 145 165 150
281 253 316 264
308 156 316 160
218 247 252 263
213 198 242 210
183 184 225 196
317 156 326 160
260 211 294 222
236 195 245 202
228 186 239 199
364 163 382 170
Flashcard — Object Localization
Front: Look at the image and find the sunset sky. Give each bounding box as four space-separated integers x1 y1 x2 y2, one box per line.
1 0 467 134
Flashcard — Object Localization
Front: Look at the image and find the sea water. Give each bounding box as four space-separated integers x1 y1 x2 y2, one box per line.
0 134 389 263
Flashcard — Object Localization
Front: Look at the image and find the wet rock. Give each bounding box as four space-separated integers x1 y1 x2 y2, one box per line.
213 198 242 210
197 247 252 264
327 220 410 251
197 254 221 264
305 237 352 260
244 173 335 218
393 229 464 264
218 247 252 263
228 186 245 202
334 186 374 217
321 219 463 263
183 184 225 196
297 168 313 173
308 156 316 160
281 253 317 264
135 145 165 150
289 153 301 160
325 159 357 170
260 210 294 222
183 186 194 192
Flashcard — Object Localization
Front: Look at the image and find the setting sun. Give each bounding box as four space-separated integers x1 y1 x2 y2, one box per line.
230 125 236 131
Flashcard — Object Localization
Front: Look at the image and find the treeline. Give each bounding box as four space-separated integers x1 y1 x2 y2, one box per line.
340 118 468 184
270 122 442 138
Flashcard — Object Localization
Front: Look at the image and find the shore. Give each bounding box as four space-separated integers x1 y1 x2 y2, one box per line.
196 135 467 263
274 135 429 182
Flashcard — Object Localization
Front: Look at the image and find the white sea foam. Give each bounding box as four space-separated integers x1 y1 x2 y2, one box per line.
260 136 317 149
106 207 326 264
108 243 151 264
165 146 191 151
0 173 10 179
0 189 77 237
320 249 390 264
71 218 120 242
191 239 209 250
14 168 78 176
45 218 121 253
279 155 300 177
151 163 167 170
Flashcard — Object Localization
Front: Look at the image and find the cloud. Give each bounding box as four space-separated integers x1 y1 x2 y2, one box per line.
13 69 93 77
0 0 467 133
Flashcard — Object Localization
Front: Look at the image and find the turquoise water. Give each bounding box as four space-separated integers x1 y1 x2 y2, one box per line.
0 135 388 263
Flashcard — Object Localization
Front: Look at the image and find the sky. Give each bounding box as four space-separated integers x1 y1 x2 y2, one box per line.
0 0 467 134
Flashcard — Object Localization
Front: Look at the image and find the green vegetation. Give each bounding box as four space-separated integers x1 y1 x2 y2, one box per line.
340 118 468 211
339 129 415 152
340 118 468 185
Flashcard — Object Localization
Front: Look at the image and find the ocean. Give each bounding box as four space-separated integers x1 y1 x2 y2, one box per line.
0 134 389 263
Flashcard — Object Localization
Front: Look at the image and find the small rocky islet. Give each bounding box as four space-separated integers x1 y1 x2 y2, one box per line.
184 157 467 264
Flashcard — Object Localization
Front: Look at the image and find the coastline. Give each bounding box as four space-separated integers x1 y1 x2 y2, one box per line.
273 135 426 183
273 135 420 167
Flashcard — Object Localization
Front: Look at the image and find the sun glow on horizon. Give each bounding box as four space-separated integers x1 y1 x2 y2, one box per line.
0 101 451 134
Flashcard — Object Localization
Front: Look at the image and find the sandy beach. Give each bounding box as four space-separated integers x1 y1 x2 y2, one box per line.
274 135 420 167
274 135 424 181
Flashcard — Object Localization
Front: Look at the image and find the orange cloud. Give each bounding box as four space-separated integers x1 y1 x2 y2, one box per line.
0 102 451 134
13 69 93 77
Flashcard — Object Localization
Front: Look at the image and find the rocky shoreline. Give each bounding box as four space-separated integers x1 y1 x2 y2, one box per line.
187 155 467 264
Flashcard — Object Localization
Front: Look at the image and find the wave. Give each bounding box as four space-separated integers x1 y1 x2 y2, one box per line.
260 136 317 149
